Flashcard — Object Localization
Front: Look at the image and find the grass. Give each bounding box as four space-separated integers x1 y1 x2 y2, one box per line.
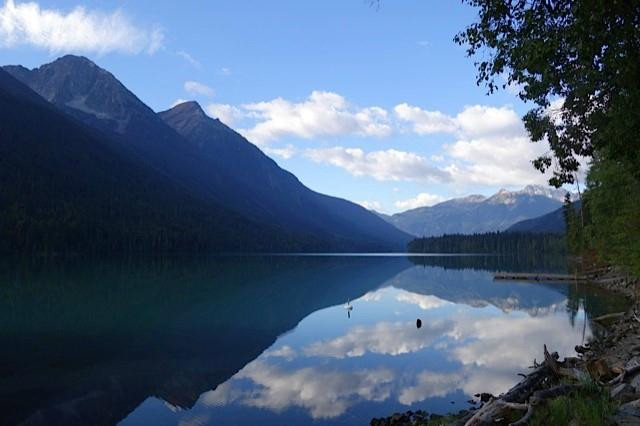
408 379 618 425
529 380 618 426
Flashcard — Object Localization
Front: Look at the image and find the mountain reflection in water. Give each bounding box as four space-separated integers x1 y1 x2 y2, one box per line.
0 255 627 425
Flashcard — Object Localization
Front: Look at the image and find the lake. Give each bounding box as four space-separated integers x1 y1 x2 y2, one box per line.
0 255 627 425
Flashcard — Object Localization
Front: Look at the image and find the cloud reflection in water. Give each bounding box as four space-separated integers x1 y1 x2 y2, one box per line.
195 285 590 419
203 361 394 419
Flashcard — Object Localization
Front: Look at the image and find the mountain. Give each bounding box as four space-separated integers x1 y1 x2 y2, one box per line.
3 57 148 133
507 200 581 234
4 56 239 205
385 185 568 237
159 101 410 247
3 56 410 251
0 67 330 252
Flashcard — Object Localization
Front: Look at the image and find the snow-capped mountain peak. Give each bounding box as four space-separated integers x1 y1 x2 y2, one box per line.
517 185 570 202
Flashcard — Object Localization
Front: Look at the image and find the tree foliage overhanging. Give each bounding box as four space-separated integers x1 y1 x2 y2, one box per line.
455 0 640 187
564 155 640 274
457 0 640 275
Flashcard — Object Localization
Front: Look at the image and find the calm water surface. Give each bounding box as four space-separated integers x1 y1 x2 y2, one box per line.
0 255 627 425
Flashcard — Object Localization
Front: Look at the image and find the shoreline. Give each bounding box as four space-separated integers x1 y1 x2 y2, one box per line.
372 265 640 425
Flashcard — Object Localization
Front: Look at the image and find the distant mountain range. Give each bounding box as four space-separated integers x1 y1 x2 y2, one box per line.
506 200 581 234
1 55 410 252
382 185 571 237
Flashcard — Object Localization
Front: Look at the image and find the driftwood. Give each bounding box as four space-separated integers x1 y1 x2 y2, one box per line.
463 347 588 426
607 364 640 386
501 364 551 403
464 384 585 426
542 344 587 381
592 312 625 323
464 399 529 426
583 266 612 277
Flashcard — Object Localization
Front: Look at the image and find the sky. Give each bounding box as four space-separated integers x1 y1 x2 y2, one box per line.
0 0 560 213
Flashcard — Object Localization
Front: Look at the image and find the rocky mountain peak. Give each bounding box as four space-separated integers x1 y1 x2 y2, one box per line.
518 185 569 202
488 189 516 205
55 54 98 67
159 100 237 147
483 185 570 204
448 194 487 204
463 194 487 203
3 55 154 133
169 101 207 118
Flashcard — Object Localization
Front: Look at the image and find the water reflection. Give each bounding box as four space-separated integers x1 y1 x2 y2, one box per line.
192 287 590 422
0 255 628 426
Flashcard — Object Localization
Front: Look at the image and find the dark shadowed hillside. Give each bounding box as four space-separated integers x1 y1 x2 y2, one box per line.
159 101 411 248
0 68 327 253
4 56 410 251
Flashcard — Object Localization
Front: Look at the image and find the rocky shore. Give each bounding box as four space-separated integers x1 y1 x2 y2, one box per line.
371 266 640 426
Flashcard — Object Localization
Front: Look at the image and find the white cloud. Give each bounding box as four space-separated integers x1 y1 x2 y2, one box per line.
395 103 553 187
394 193 445 210
205 103 244 126
195 95 550 193
444 135 550 186
447 312 588 396
394 103 457 134
177 50 201 68
359 289 385 302
184 81 214 97
264 345 297 360
238 91 392 144
197 92 555 190
203 361 393 419
395 290 451 310
394 103 522 138
219 67 231 76
303 319 452 359
0 0 163 54
394 308 590 404
357 200 382 211
455 105 523 138
398 371 463 405
305 147 450 183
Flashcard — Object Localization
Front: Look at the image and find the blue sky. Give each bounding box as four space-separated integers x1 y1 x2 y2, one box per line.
0 0 557 213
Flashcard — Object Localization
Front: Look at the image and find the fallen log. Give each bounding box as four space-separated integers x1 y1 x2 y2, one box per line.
592 312 625 323
463 346 588 426
583 266 612 276
465 384 585 426
544 344 588 381
607 364 640 386
501 364 551 403
464 399 528 426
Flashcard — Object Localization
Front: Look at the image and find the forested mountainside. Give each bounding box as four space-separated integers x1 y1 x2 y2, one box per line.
3 55 410 251
0 68 334 253
407 232 566 255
